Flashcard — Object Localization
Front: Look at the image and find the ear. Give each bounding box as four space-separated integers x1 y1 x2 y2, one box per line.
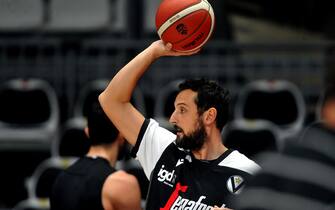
203 107 217 126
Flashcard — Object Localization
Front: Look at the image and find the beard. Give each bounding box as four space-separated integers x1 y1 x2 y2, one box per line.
175 120 207 151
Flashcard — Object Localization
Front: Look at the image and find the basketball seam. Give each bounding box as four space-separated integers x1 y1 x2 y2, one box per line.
156 0 201 32
189 0 215 51
176 0 214 52
157 0 208 38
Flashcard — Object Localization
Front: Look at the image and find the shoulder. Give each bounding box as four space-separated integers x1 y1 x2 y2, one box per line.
219 150 261 175
102 171 141 208
104 170 139 189
134 118 175 156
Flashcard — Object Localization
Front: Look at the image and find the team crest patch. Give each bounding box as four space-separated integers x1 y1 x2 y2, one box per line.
226 175 245 194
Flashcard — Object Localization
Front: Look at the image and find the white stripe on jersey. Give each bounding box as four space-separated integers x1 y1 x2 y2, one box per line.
218 150 261 175
137 119 176 179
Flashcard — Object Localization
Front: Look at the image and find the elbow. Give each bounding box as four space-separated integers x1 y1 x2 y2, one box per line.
99 91 119 113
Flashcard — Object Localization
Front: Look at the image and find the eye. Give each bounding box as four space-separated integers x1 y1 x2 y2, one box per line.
180 107 186 113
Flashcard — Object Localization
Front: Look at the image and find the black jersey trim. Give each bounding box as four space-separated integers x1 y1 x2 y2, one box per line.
213 148 234 165
131 119 150 158
191 148 234 165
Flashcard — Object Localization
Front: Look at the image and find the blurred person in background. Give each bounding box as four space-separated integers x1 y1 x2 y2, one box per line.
232 84 335 210
50 99 141 210
320 85 335 129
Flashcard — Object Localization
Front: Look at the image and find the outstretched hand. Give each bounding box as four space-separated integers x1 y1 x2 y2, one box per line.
150 40 201 58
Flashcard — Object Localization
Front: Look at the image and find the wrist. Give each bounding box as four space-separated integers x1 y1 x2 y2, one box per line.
146 43 161 61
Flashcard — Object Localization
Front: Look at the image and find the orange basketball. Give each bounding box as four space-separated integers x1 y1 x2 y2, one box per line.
155 0 215 52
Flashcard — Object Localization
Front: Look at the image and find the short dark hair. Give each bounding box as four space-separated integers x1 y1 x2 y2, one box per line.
179 78 230 130
87 99 119 145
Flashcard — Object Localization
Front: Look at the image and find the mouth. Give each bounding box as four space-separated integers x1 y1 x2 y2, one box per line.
176 131 183 137
173 125 183 136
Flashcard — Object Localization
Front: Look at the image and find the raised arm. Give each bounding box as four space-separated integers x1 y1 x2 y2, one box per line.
99 40 199 146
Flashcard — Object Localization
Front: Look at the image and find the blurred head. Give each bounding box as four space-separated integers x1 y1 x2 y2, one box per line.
321 85 335 129
169 78 230 150
86 100 120 146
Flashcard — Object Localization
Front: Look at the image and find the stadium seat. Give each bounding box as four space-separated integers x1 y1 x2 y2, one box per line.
25 157 77 200
142 0 161 37
0 78 60 150
13 197 49 210
74 79 146 118
0 0 43 32
108 0 128 35
46 0 110 32
14 157 76 210
234 79 306 142
222 119 279 158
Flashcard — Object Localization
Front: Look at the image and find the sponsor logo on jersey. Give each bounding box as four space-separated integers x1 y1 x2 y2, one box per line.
170 195 212 210
185 155 192 162
158 165 176 187
160 182 225 210
175 154 192 167
176 159 184 167
226 175 245 194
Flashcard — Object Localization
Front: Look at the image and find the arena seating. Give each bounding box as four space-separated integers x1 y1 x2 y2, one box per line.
0 0 44 32
234 79 307 144
223 119 279 158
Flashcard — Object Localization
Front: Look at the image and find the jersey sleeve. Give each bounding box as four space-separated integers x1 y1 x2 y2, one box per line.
131 118 176 179
219 150 261 175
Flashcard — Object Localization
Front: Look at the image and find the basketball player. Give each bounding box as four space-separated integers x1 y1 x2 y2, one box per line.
50 99 141 210
99 40 260 210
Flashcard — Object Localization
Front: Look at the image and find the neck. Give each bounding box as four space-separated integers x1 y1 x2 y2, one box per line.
192 129 227 160
86 144 117 167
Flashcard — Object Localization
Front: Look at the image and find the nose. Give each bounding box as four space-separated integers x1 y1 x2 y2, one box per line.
169 110 176 124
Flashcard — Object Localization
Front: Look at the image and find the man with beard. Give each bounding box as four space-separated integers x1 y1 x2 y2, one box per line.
99 40 260 210
50 99 141 210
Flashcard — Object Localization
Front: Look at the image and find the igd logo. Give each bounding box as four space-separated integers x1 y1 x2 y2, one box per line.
157 165 175 183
